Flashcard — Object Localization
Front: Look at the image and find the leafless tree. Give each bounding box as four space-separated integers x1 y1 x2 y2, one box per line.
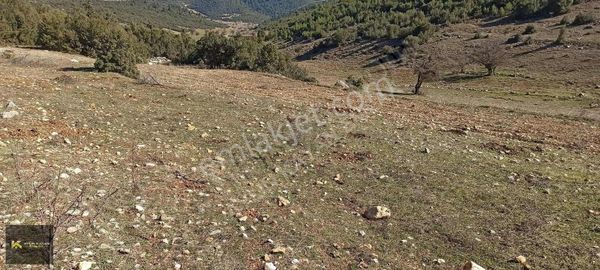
403 47 441 95
471 41 508 76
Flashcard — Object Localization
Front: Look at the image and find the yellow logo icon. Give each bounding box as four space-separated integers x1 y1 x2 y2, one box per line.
11 240 23 249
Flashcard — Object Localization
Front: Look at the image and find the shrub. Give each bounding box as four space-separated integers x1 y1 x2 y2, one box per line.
1 50 15 59
548 0 574 15
555 27 566 45
94 30 140 79
331 29 357 46
514 0 543 19
382 45 396 55
472 41 508 76
346 75 364 89
402 35 421 50
560 16 571 25
571 13 595 26
185 33 315 82
506 34 523 44
523 25 536 35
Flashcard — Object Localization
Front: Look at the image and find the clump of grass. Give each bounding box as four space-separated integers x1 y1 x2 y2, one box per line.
523 25 536 35
346 75 365 89
571 13 595 26
1 50 15 59
555 27 567 45
506 34 523 44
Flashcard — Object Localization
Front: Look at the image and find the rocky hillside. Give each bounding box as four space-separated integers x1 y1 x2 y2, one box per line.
0 41 598 269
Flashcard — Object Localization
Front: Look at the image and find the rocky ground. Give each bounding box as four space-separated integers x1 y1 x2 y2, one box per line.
0 43 598 270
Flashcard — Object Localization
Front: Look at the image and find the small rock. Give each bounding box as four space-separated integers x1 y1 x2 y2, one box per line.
5 101 17 110
2 111 19 119
209 230 222 236
78 261 94 270
462 261 486 270
135 205 145 212
99 243 112 250
271 246 287 254
422 148 431 154
515 255 527 265
335 80 350 89
117 248 131 254
276 196 290 207
59 173 70 179
66 227 79 233
264 254 272 261
435 258 446 264
333 174 343 184
174 262 182 270
264 262 277 270
363 206 391 220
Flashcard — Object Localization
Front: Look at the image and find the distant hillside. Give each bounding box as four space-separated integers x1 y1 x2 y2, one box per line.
38 0 221 30
265 0 586 44
189 0 322 22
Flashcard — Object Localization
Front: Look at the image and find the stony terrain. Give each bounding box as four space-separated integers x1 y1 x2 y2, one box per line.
0 39 598 270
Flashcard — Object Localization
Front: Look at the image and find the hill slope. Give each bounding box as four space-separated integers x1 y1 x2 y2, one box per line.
0 46 598 269
39 0 221 29
265 0 586 43
190 0 322 22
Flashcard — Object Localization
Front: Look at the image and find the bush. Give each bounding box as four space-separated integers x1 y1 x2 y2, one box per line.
402 35 421 50
185 33 314 82
555 27 566 45
346 75 364 89
514 0 543 19
548 0 574 15
382 45 396 55
94 30 140 78
560 16 571 25
1 50 15 59
506 34 523 44
523 25 536 35
571 13 595 26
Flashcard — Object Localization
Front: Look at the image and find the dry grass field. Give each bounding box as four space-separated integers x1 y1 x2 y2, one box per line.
0 3 599 269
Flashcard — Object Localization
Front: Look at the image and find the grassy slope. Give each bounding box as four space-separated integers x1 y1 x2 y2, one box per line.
0 43 598 270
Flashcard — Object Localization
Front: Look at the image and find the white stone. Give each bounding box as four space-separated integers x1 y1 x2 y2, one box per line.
1 111 18 119
363 206 391 220
264 262 277 270
78 261 94 270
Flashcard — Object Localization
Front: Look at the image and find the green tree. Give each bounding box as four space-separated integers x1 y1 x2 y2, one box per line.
94 29 140 78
